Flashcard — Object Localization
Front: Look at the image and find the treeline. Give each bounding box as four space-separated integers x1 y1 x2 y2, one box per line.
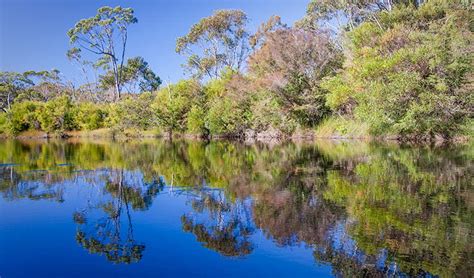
0 0 472 140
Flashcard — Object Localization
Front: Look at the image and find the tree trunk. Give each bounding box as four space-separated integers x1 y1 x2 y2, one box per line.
112 58 121 101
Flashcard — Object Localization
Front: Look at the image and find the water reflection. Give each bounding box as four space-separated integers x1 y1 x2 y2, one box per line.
0 139 472 276
73 169 164 264
181 189 254 257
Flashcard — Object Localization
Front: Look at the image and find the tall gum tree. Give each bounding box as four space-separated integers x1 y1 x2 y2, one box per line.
176 10 249 79
67 6 137 101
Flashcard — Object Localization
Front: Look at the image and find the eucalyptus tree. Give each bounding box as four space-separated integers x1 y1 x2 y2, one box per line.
0 70 66 111
176 9 250 79
298 0 424 34
99 56 162 93
0 72 34 112
249 15 287 49
67 6 137 101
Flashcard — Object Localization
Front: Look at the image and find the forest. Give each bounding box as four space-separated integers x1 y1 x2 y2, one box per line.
0 0 472 142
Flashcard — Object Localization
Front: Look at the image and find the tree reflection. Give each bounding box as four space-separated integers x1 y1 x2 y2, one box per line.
0 139 472 275
0 165 66 201
180 188 254 257
73 169 164 264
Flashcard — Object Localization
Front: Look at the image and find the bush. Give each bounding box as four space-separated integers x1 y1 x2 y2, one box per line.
207 96 249 136
153 79 201 134
315 117 369 138
186 105 208 135
322 1 473 139
37 96 76 133
0 113 9 134
9 100 42 134
106 92 156 130
249 90 297 135
202 70 253 137
74 102 107 130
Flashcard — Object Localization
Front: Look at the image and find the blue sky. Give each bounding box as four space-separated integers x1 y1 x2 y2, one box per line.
0 0 308 83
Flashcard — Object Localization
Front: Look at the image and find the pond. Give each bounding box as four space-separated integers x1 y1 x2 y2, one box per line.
0 139 472 277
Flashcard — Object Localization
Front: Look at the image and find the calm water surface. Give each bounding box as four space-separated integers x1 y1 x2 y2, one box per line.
0 139 472 277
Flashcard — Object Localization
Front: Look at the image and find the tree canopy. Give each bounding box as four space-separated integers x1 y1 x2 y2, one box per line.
176 9 250 79
67 6 138 100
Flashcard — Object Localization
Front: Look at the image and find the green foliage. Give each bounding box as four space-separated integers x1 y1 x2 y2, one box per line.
202 70 252 137
37 96 76 133
67 6 138 100
186 105 208 135
99 56 161 93
74 102 107 130
8 101 42 134
176 9 249 79
249 90 297 135
153 80 202 134
206 97 249 136
0 113 9 134
106 92 156 130
323 0 473 139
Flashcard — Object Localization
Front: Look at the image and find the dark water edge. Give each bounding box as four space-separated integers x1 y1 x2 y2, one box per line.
1 129 471 145
0 138 472 277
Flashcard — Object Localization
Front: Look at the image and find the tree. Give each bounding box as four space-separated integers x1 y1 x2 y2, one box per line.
176 10 249 79
99 56 161 93
298 0 423 36
249 15 287 49
21 70 71 101
249 26 342 127
0 70 68 112
67 6 138 101
0 72 34 112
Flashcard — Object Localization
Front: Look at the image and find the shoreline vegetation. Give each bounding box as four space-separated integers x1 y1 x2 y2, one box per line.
1 128 470 145
1 1 472 144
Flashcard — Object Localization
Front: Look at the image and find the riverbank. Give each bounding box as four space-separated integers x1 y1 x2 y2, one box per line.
1 128 470 145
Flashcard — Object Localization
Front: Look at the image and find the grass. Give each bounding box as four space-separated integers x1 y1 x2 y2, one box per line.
315 116 370 139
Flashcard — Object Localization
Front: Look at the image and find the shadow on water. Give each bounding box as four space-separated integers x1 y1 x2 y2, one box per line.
0 139 472 276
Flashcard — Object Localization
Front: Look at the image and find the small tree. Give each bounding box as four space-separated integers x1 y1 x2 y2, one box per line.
67 6 137 101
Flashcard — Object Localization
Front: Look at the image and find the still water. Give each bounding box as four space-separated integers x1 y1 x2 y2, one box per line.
0 139 472 277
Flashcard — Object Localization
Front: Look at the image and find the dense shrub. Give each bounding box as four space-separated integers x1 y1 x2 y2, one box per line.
153 80 202 135
207 96 250 136
322 1 473 139
0 113 9 134
106 92 156 130
8 100 42 134
248 90 297 135
248 27 341 128
74 102 107 130
37 96 76 132
203 70 251 137
186 105 208 135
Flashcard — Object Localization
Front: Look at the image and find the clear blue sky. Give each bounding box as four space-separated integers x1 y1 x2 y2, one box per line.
0 0 308 83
